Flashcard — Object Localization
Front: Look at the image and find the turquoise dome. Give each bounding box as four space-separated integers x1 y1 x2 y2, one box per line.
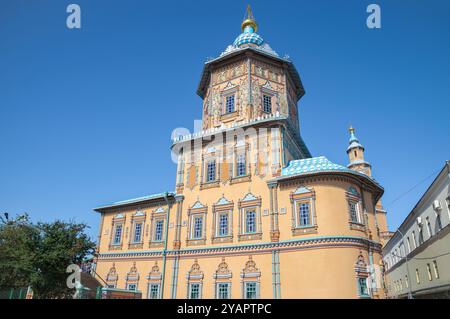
233 25 264 48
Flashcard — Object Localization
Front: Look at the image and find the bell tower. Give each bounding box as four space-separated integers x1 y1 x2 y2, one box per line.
347 126 372 176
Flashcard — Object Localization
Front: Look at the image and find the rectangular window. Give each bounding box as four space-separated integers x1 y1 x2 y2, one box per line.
415 269 420 284
447 197 450 218
418 227 424 244
426 217 432 239
358 278 369 296
436 213 442 231
263 95 272 113
236 153 246 177
127 283 137 291
218 213 229 236
189 283 200 299
207 160 216 182
245 210 256 234
217 283 230 299
406 236 411 254
133 223 142 243
412 231 417 249
298 202 311 226
154 220 164 242
244 282 257 299
405 275 409 288
148 284 160 299
433 260 440 279
427 263 433 281
225 95 235 113
349 202 359 223
193 216 203 239
113 224 122 245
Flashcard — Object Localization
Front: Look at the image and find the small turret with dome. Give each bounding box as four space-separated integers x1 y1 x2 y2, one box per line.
347 126 372 176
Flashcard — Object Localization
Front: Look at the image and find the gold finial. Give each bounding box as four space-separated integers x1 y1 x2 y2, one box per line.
242 4 258 32
349 126 355 134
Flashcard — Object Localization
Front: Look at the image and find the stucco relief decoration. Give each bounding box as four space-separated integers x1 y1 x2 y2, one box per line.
151 261 160 274
147 260 162 280
126 262 140 282
242 256 260 274
106 263 118 282
354 251 369 277
187 259 204 280
216 258 231 275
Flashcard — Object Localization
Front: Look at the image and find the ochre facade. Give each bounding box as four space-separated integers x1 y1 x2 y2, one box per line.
93 7 390 299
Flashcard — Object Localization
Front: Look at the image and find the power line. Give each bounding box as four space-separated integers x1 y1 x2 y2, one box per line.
390 250 450 261
385 168 441 209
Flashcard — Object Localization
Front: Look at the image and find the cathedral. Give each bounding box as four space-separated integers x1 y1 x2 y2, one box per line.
93 6 391 299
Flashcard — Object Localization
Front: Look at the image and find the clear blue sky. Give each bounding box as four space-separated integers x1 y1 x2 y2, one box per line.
1 0 449 241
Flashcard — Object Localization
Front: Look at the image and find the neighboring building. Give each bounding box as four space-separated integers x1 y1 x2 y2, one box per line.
93 6 390 299
383 161 450 299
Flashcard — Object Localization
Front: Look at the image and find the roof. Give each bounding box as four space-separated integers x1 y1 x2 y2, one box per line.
94 191 175 212
274 156 384 202
281 156 353 176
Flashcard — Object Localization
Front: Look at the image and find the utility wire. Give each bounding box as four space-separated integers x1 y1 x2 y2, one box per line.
390 250 450 261
385 168 441 209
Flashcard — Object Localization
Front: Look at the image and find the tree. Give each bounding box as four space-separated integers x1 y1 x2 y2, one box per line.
0 214 39 289
0 214 95 298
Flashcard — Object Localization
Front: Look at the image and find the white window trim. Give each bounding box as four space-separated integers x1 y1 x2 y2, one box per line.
147 283 161 299
188 282 203 299
293 198 314 228
216 211 230 237
216 282 231 299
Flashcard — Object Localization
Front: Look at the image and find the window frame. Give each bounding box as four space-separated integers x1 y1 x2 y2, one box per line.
216 282 231 299
154 219 164 242
127 283 137 291
218 212 229 237
290 187 318 235
189 282 202 299
192 215 204 240
148 283 160 299
244 282 258 299
432 260 440 279
245 209 257 234
225 94 235 114
262 94 272 113
132 222 143 243
149 207 167 248
238 193 262 241
186 202 208 245
113 224 123 245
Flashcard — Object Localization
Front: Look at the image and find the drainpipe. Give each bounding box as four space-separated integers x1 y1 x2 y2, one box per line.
160 191 172 299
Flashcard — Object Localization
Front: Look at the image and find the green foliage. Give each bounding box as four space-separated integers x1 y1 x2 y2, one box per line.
0 213 95 299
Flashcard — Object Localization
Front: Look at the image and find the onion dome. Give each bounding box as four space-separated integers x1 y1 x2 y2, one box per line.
233 5 264 48
347 126 365 152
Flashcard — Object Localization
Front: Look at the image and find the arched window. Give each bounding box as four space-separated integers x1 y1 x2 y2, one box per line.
214 258 232 299
354 251 370 298
146 261 162 299
186 259 204 299
125 262 140 291
106 263 118 288
240 256 261 299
